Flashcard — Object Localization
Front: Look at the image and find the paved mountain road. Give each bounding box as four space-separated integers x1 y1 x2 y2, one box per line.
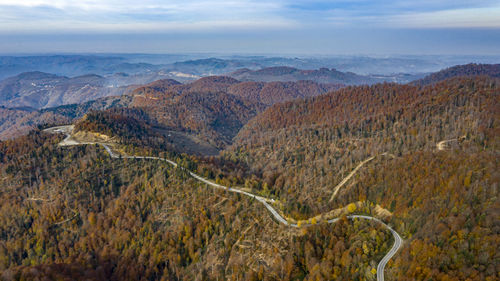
45 125 403 281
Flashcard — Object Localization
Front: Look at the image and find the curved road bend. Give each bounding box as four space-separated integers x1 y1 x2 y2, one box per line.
46 126 403 281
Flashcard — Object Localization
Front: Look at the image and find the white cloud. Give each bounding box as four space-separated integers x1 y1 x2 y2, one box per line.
325 5 500 28
0 0 499 32
387 6 500 28
0 0 283 13
0 19 298 33
0 0 294 32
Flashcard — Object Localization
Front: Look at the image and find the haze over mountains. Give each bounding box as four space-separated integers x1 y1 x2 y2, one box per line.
1 54 498 111
2 54 499 80
0 71 138 109
0 54 498 111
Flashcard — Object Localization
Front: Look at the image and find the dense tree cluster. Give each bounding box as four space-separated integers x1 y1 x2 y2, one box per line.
221 76 499 280
130 76 339 148
338 150 499 280
0 132 391 280
75 108 152 140
227 77 498 216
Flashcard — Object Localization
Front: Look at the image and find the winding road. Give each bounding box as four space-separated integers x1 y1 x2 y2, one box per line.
45 125 403 281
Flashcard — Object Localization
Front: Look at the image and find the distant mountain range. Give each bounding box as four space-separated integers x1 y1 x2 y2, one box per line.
0 64 410 110
2 54 498 82
0 71 138 109
229 66 380 85
169 60 424 83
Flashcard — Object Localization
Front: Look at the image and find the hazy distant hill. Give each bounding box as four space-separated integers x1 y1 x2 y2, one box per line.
411 63 500 85
0 55 164 80
3 55 497 88
0 71 138 109
229 66 381 85
0 95 134 140
169 58 261 76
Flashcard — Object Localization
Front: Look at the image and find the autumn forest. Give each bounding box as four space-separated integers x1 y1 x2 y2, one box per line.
0 63 499 281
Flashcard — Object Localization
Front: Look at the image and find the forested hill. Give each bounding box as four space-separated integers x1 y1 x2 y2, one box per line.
411 63 500 86
0 123 394 281
238 76 498 135
229 66 378 85
227 80 341 105
231 76 499 214
132 75 342 105
223 76 499 280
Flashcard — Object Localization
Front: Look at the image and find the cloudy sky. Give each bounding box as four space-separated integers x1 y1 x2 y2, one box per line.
0 0 499 54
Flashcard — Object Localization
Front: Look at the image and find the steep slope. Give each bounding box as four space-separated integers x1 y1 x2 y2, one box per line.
229 66 381 85
72 88 262 155
231 77 498 211
0 71 137 109
411 63 500 85
222 76 499 280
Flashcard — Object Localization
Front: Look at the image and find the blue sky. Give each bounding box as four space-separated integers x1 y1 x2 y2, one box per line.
0 0 499 54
